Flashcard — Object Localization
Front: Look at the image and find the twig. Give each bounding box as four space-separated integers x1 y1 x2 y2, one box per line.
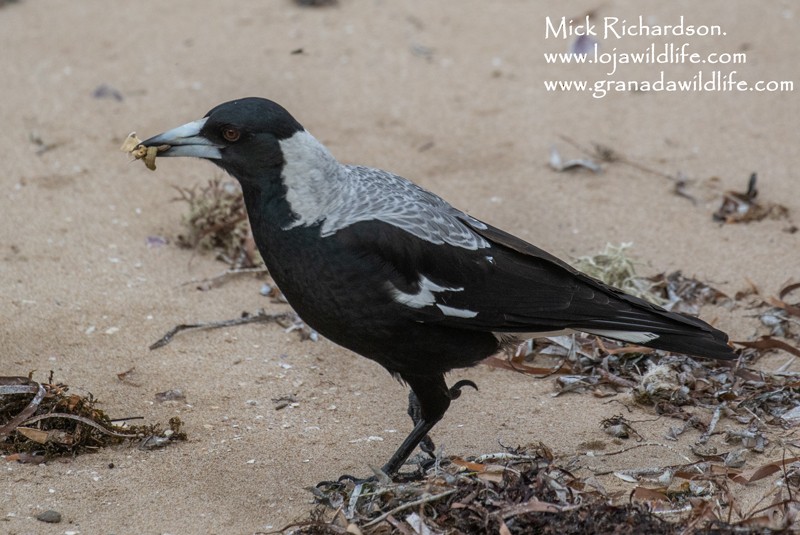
596 368 638 389
557 134 678 181
149 311 292 350
473 452 544 463
181 267 269 290
362 489 457 528
540 334 577 379
586 442 674 458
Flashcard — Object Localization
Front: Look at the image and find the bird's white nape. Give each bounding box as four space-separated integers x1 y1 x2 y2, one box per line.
279 130 343 230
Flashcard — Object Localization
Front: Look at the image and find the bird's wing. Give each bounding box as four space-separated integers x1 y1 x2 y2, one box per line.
320 166 490 250
333 215 735 359
465 219 735 359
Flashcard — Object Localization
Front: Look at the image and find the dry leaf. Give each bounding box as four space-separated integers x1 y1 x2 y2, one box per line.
631 486 670 505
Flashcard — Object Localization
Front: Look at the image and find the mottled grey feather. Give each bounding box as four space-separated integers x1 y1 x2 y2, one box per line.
279 131 488 250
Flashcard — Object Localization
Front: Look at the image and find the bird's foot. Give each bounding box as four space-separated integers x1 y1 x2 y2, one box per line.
314 474 373 491
314 465 392 490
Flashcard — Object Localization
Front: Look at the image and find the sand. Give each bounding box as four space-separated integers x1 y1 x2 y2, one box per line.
1 0 798 533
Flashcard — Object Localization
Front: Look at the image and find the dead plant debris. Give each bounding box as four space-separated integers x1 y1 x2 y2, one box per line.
1 375 186 460
573 242 662 304
276 442 800 534
555 135 677 183
549 145 602 173
149 309 317 350
713 173 790 224
442 242 800 533
571 243 730 315
735 279 800 357
184 266 271 292
172 178 264 269
550 138 795 230
491 246 797 424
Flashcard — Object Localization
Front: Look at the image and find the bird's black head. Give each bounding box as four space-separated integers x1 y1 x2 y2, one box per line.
141 97 305 183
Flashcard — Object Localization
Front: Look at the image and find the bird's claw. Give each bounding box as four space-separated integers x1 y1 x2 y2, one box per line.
448 379 478 400
419 434 436 456
315 463 395 490
315 473 375 490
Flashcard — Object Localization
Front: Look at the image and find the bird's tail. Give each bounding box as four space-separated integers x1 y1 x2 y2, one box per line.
576 308 736 361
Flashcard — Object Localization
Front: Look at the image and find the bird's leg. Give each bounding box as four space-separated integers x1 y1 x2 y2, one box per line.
381 374 449 476
407 379 478 458
407 389 436 456
317 377 477 487
382 375 478 476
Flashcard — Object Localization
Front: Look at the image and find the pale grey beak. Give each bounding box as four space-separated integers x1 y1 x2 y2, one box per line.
141 118 222 159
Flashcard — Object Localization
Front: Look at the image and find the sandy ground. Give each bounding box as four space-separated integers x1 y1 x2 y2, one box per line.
1 0 798 533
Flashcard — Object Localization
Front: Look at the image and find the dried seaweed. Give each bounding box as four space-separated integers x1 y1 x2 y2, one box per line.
289 443 800 532
443 246 800 532
1 375 185 459
279 442 800 534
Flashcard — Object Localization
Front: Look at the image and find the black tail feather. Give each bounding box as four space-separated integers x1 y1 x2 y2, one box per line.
641 330 736 360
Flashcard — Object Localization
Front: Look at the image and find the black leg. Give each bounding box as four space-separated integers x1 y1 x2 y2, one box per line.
381 375 478 477
407 389 437 456
407 379 478 458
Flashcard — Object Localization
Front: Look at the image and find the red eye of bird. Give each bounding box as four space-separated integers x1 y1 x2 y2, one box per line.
222 127 240 142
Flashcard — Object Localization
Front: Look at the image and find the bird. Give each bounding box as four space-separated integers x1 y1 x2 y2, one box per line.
137 97 737 478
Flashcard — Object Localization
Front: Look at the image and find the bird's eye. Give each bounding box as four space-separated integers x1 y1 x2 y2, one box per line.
222 127 241 142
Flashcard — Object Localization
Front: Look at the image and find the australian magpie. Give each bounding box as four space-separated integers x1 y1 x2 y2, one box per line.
138 97 736 477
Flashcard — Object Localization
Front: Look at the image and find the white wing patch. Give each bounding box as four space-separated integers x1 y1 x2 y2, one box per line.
388 278 478 319
581 329 660 344
388 277 463 309
278 131 489 250
437 304 478 318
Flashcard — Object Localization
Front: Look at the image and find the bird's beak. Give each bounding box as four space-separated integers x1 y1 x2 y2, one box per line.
140 118 222 159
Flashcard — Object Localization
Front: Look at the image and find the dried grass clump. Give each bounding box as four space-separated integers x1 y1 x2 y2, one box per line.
572 242 665 305
173 178 263 269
